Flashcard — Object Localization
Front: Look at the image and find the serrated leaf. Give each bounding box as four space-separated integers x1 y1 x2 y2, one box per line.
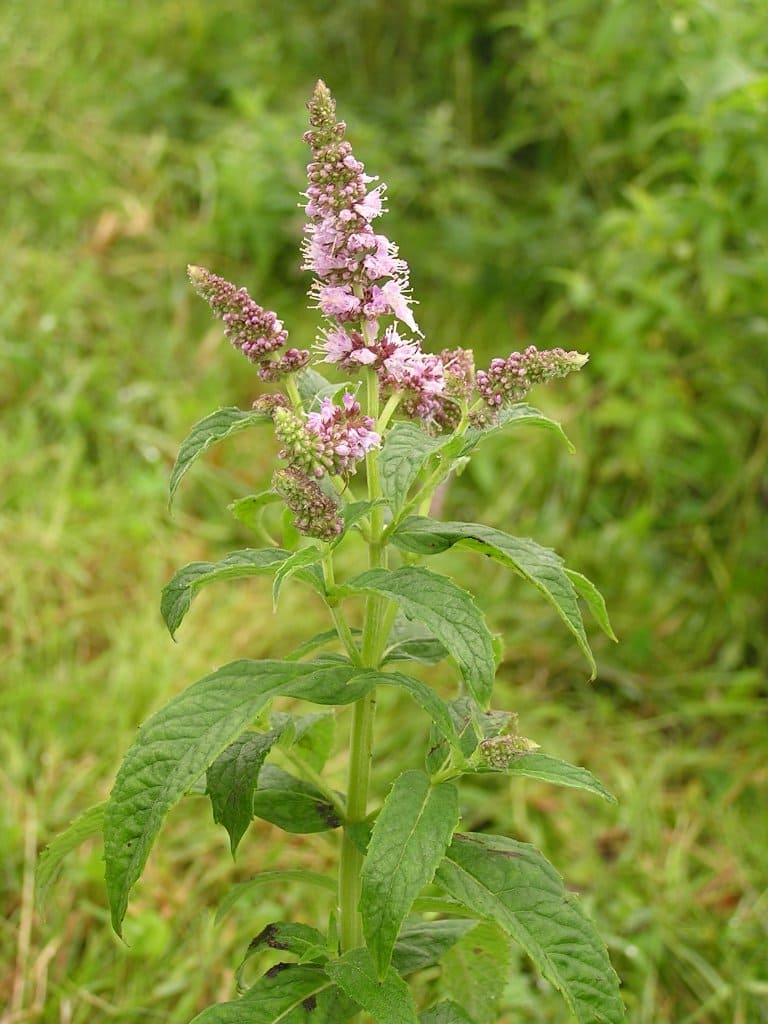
361 771 459 977
35 803 105 911
341 567 496 706
442 921 510 1024
104 659 375 935
392 517 597 679
479 752 617 803
274 710 336 772
206 731 280 855
272 546 324 610
338 499 388 538
383 637 448 665
325 948 419 1024
379 422 446 513
419 1000 477 1024
215 870 337 924
295 366 345 407
435 833 625 1024
189 963 333 1024
465 402 574 451
251 765 341 833
229 491 282 533
169 407 270 508
161 549 290 639
565 569 618 642
378 673 461 756
392 919 476 976
236 923 328 991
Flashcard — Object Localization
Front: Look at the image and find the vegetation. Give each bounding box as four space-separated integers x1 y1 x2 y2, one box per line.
2 2 766 1021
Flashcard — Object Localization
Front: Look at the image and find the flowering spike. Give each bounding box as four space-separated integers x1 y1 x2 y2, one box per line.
479 734 541 769
273 467 343 542
187 265 308 380
476 346 589 408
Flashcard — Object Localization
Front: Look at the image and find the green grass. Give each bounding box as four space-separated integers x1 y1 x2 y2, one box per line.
2 1 766 1021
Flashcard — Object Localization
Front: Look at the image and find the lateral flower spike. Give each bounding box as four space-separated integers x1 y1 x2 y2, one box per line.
187 265 309 380
479 734 541 769
476 346 589 408
273 466 344 542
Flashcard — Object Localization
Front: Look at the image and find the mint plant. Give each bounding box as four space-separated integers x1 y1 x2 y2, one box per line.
47 81 624 1023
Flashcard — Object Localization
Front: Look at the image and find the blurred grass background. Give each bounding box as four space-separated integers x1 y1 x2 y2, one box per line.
1 0 766 1021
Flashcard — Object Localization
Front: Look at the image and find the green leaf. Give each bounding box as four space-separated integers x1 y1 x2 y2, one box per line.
206 731 280 855
480 752 617 803
236 924 328 991
273 710 336 772
296 366 344 407
465 402 574 451
215 870 337 924
379 673 462 755
35 802 105 911
169 407 270 508
229 491 282 533
161 549 290 639
342 567 496 706
272 546 324 610
392 919 476 976
325 948 419 1024
379 422 447 513
392 517 597 679
383 637 448 666
104 659 375 935
441 921 510 1024
435 833 625 1024
189 963 334 1024
419 1000 477 1024
338 499 388 538
251 765 341 833
565 569 618 642
361 771 460 977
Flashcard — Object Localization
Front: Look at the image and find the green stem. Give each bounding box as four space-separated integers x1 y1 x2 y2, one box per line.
338 368 389 958
322 554 362 665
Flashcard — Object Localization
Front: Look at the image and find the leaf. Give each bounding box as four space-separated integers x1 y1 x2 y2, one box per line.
236 923 328 991
383 637 448 666
341 567 496 706
361 771 459 977
104 659 375 935
338 499 388 538
206 731 280 855
441 921 511 1024
36 802 105 911
229 491 282 533
435 833 625 1024
379 673 462 755
251 765 341 833
189 963 334 1024
392 517 597 679
565 569 618 642
296 366 344 407
480 753 617 803
465 403 574 451
392 919 476 976
419 1000 477 1024
379 422 447 513
272 546 325 610
325 948 419 1024
273 710 336 772
161 549 290 639
169 407 270 508
215 870 337 925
